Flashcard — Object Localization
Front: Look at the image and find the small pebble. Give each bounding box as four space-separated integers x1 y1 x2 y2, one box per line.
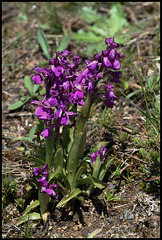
48 226 52 231
128 212 134 220
109 230 115 235
73 225 78 231
108 183 116 190
120 210 134 220
62 225 67 230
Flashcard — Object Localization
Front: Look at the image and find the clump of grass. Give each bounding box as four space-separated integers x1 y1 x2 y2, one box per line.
122 27 160 192
2 173 17 211
97 26 160 192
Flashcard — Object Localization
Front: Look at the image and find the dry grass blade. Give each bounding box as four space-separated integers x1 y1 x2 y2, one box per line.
87 228 103 238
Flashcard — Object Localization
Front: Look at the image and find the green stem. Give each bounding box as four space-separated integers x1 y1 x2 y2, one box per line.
55 125 60 151
45 130 54 170
76 93 92 135
86 155 101 196
38 191 50 216
86 184 94 196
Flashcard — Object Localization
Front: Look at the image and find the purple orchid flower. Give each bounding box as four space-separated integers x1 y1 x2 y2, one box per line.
31 38 124 138
33 163 58 199
90 145 107 164
32 74 43 85
42 185 58 199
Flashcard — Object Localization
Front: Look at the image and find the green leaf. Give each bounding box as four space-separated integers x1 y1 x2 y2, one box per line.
38 191 50 215
23 156 45 167
108 3 129 35
62 125 74 154
114 35 131 44
72 30 102 43
101 123 120 135
87 25 106 37
82 93 92 117
39 24 51 30
24 76 33 95
13 136 26 141
20 96 29 101
17 212 41 225
56 34 71 52
66 132 86 186
89 176 106 189
22 200 40 216
99 155 115 181
27 142 46 160
77 176 106 189
36 118 45 134
86 43 99 55
7 96 31 111
79 6 102 24
45 129 55 169
56 181 69 196
54 147 64 173
40 87 46 95
49 171 60 182
92 155 101 178
126 89 142 99
33 84 40 93
28 125 37 143
56 188 82 208
73 166 85 189
49 171 70 191
76 93 92 135
37 30 50 59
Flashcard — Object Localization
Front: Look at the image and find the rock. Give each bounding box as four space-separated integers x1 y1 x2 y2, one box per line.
120 210 134 220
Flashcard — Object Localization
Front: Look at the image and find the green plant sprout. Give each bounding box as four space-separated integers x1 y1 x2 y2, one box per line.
102 187 120 208
7 76 40 111
2 173 16 210
71 3 131 55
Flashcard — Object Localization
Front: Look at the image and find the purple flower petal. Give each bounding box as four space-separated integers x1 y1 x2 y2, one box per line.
61 49 71 57
54 108 62 119
90 152 97 164
32 74 43 85
42 186 58 199
33 167 40 176
103 57 112 68
41 128 52 139
30 100 42 106
113 59 120 70
118 53 124 58
87 60 98 71
109 49 116 60
60 112 69 125
48 97 58 106
33 67 43 74
35 106 53 121
40 163 48 172
105 37 114 45
37 176 48 187
49 184 57 190
110 71 122 83
88 80 95 93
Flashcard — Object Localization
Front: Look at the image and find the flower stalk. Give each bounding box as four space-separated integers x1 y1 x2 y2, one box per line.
76 93 92 135
45 130 54 170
